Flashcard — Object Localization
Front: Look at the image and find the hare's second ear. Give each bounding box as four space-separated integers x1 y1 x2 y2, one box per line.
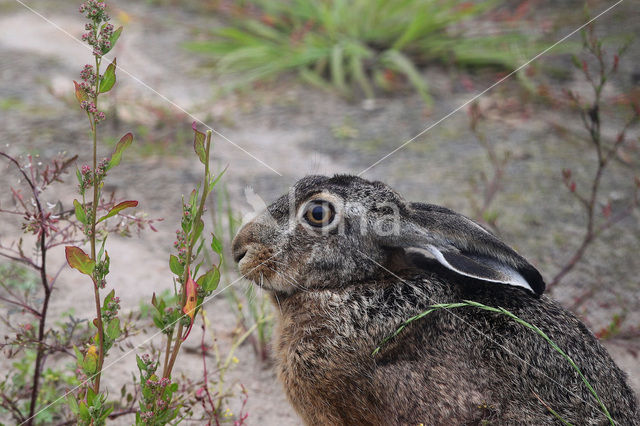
398 203 546 296
404 245 543 295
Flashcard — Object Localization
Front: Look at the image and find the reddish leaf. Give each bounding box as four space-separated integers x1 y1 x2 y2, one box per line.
65 246 95 276
182 267 199 341
73 81 88 104
107 132 133 171
97 200 138 223
192 122 207 165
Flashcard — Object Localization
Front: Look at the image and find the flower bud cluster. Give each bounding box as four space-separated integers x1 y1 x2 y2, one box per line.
95 157 109 181
93 257 110 288
102 296 120 322
79 64 97 97
79 1 113 57
180 202 193 230
79 164 93 195
174 230 188 265
80 101 106 123
140 411 154 421
146 376 171 388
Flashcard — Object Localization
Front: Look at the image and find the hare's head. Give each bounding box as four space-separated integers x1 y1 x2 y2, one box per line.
232 175 545 296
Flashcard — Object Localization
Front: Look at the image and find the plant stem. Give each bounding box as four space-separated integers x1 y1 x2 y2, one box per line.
163 130 212 379
200 313 215 415
91 54 105 394
163 329 173 376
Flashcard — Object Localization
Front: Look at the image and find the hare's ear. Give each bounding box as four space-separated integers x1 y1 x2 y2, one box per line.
398 203 545 296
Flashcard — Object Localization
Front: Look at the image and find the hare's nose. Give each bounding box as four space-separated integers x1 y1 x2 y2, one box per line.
233 247 247 264
231 226 253 263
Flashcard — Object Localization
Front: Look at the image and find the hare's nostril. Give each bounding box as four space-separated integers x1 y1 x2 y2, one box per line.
233 248 247 264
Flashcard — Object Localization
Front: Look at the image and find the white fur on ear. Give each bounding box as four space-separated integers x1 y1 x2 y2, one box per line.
406 246 536 294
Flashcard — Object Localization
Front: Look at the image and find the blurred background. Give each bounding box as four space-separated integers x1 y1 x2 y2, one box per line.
0 0 639 424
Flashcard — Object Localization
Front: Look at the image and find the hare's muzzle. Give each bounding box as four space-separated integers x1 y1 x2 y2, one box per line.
231 222 277 284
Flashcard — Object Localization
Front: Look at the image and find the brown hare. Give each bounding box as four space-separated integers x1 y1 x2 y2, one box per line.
232 175 638 425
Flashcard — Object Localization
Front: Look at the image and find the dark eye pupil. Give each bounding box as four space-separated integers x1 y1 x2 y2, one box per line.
311 205 325 221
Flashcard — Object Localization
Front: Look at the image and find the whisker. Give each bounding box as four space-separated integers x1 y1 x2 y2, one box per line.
273 290 283 317
265 265 309 293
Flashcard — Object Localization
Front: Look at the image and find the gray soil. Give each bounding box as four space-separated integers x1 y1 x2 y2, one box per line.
0 0 638 424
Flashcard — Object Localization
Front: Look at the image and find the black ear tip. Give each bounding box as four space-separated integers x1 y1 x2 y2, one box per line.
521 266 546 296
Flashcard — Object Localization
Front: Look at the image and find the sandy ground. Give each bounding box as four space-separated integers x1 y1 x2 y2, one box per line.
0 0 639 424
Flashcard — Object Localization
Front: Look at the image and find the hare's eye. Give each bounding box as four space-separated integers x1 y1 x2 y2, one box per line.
303 201 335 227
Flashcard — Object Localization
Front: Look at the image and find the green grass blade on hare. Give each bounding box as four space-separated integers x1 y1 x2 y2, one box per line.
374 300 615 425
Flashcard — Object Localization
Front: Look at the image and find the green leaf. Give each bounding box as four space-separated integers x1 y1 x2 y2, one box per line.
106 318 121 340
192 218 204 243
192 122 207 165
65 246 95 276
66 394 79 415
103 26 122 55
86 387 96 406
83 352 97 376
97 236 108 262
78 401 90 420
188 188 199 212
103 289 115 308
99 58 117 93
169 255 184 276
73 345 83 368
135 354 146 372
107 132 134 171
76 167 82 185
210 234 223 255
97 200 138 223
153 316 164 329
102 404 114 420
196 267 220 292
73 199 86 224
208 165 228 193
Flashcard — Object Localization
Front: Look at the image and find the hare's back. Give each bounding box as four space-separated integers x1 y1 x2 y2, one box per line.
373 283 638 425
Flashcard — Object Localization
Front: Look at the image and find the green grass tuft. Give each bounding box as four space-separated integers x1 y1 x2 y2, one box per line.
185 0 540 105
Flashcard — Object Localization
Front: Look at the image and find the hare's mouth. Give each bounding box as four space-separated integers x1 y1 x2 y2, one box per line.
237 245 304 293
237 245 277 284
